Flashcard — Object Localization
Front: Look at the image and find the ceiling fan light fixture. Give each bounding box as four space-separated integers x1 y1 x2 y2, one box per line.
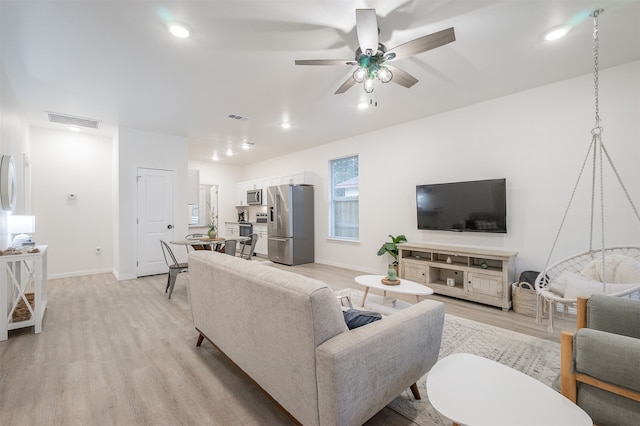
364 78 375 93
353 67 367 83
377 66 392 83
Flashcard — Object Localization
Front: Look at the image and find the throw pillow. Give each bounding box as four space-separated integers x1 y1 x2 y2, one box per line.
342 308 382 329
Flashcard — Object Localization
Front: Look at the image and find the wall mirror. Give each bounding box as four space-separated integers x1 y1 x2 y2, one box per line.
0 155 17 212
189 184 218 228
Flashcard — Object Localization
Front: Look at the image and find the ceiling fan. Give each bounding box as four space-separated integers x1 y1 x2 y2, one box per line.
295 9 455 94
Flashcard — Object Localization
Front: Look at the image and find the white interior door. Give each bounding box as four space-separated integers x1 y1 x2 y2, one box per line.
137 168 174 277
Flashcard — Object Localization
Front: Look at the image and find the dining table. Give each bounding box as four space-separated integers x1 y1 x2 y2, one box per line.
171 236 250 253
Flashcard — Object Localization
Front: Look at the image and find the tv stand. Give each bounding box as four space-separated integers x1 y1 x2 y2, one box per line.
398 242 517 311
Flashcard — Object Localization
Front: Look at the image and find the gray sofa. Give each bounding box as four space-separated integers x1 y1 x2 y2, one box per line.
188 251 445 426
560 295 640 426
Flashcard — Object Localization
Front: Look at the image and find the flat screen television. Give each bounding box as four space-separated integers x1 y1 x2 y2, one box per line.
416 178 507 233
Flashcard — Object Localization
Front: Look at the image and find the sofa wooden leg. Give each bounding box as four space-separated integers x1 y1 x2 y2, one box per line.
196 333 204 347
410 383 421 400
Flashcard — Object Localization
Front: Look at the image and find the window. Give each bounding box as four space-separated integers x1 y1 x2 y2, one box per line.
330 155 359 240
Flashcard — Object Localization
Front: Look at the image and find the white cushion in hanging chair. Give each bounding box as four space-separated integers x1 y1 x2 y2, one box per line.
546 254 640 299
580 254 640 283
549 271 639 299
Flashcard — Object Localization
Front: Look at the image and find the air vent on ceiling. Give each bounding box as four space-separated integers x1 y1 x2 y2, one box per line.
227 114 248 121
47 112 101 129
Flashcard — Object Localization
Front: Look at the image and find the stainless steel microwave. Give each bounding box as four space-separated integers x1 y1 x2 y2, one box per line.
247 189 262 205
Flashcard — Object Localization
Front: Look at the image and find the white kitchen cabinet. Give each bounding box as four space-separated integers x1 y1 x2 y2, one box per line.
281 171 311 185
235 183 245 206
225 223 239 238
235 172 311 207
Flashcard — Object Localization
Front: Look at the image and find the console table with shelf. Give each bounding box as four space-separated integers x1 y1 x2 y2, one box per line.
0 245 48 341
398 242 517 310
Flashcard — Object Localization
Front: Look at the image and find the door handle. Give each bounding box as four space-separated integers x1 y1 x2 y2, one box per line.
167 224 173 229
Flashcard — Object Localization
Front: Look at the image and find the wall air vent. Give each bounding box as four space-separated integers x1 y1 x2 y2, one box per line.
227 114 248 121
47 112 101 129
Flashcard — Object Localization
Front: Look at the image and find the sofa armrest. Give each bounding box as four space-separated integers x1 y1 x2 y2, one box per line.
315 300 445 426
573 328 640 397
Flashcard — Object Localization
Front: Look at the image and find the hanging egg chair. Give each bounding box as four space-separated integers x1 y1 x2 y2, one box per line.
534 9 640 332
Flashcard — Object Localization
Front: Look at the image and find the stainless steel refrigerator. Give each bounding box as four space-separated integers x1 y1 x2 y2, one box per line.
267 184 314 265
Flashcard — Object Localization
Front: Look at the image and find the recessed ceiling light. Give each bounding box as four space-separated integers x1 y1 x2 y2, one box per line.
357 102 369 110
168 22 190 38
226 149 234 156
242 143 250 150
545 27 569 41
280 122 291 129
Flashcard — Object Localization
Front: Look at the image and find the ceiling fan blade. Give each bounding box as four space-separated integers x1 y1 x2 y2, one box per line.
386 65 419 88
386 27 455 61
356 9 379 54
334 76 356 94
295 59 357 66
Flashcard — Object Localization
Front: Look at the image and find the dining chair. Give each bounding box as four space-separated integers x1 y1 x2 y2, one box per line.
224 239 237 256
160 240 188 299
239 233 259 260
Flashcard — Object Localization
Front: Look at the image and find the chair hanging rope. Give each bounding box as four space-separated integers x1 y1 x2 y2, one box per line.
540 9 640 294
535 9 640 331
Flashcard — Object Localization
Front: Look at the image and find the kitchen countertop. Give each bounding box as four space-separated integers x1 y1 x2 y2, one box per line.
224 221 267 226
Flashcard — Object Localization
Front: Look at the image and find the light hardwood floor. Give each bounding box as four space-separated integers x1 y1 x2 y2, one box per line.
0 260 574 426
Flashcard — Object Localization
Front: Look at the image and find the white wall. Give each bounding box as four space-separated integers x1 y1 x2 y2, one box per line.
114 127 188 279
1 63 31 249
30 127 113 277
243 61 640 276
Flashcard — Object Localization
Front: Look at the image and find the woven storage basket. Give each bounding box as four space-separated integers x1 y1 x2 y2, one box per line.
512 282 541 317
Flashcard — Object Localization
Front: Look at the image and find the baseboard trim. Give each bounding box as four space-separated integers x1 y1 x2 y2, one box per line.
314 258 378 274
48 268 113 279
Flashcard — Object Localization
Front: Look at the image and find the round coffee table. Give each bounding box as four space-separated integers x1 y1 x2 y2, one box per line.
354 275 433 308
427 353 592 426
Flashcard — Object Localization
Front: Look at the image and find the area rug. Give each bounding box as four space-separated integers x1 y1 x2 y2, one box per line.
335 289 561 426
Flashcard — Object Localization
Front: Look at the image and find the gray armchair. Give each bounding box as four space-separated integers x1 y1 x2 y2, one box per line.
560 295 640 426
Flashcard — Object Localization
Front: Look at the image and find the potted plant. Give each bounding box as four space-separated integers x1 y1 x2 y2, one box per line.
377 234 407 268
207 206 217 238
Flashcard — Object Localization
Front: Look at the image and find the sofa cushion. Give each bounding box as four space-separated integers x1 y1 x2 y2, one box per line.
342 308 382 329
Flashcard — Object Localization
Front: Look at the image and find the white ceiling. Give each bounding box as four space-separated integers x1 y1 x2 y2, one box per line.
2 1 639 166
